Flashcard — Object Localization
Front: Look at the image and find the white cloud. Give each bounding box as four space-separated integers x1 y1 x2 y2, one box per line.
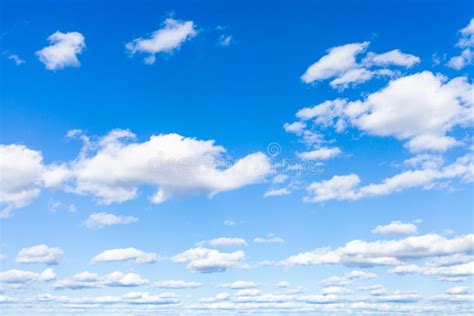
457 18 474 48
218 281 260 289
91 248 158 264
445 286 471 295
63 130 271 205
253 234 284 244
372 221 418 235
0 268 55 284
282 233 474 269
263 188 290 197
7 54 25 65
296 147 341 161
363 49 420 67
84 212 138 229
156 280 203 289
392 261 474 282
283 121 306 135
126 18 197 64
172 247 245 273
206 237 248 248
448 49 473 70
16 244 63 265
276 281 290 288
224 219 236 226
53 271 149 289
301 42 369 84
36 31 85 70
294 72 473 153
305 153 473 202
0 145 44 217
346 270 377 280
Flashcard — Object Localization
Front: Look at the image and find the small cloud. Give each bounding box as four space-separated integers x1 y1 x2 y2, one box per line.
253 233 284 244
7 54 25 65
218 34 232 47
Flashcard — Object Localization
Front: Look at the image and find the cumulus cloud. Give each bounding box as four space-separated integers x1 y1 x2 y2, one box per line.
53 271 149 289
301 42 369 84
301 42 419 89
296 147 341 161
253 234 285 244
304 153 473 202
172 247 245 273
1 130 271 216
84 212 138 229
281 233 474 269
156 280 203 289
363 50 420 67
16 244 63 265
36 31 85 70
126 18 197 64
448 19 474 70
63 130 271 205
392 261 474 282
303 72 472 153
372 221 418 235
0 268 55 284
91 248 158 264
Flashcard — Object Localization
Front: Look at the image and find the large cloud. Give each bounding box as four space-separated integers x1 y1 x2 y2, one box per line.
296 72 473 153
126 18 197 64
1 130 271 217
36 31 85 70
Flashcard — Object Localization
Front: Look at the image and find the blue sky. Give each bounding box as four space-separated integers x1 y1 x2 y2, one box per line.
0 0 473 314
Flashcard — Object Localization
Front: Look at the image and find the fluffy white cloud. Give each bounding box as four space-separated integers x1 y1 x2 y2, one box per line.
448 49 473 70
0 145 44 217
64 130 271 205
1 130 270 216
346 270 377 280
301 42 419 89
282 233 474 269
392 261 474 282
172 247 245 273
91 248 158 264
36 31 85 70
457 18 474 48
0 268 55 284
305 153 473 202
363 50 420 67
296 147 341 161
301 42 369 83
372 221 418 235
293 72 473 153
16 244 63 265
218 281 260 289
253 234 284 244
283 121 306 135
126 18 197 64
156 280 203 289
53 271 149 289
84 212 138 229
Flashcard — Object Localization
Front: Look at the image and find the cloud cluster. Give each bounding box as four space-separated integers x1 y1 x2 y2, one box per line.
36 31 85 70
53 271 149 289
126 18 197 64
172 247 245 273
301 42 419 89
1 130 271 217
449 18 474 70
304 153 473 202
0 268 55 284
